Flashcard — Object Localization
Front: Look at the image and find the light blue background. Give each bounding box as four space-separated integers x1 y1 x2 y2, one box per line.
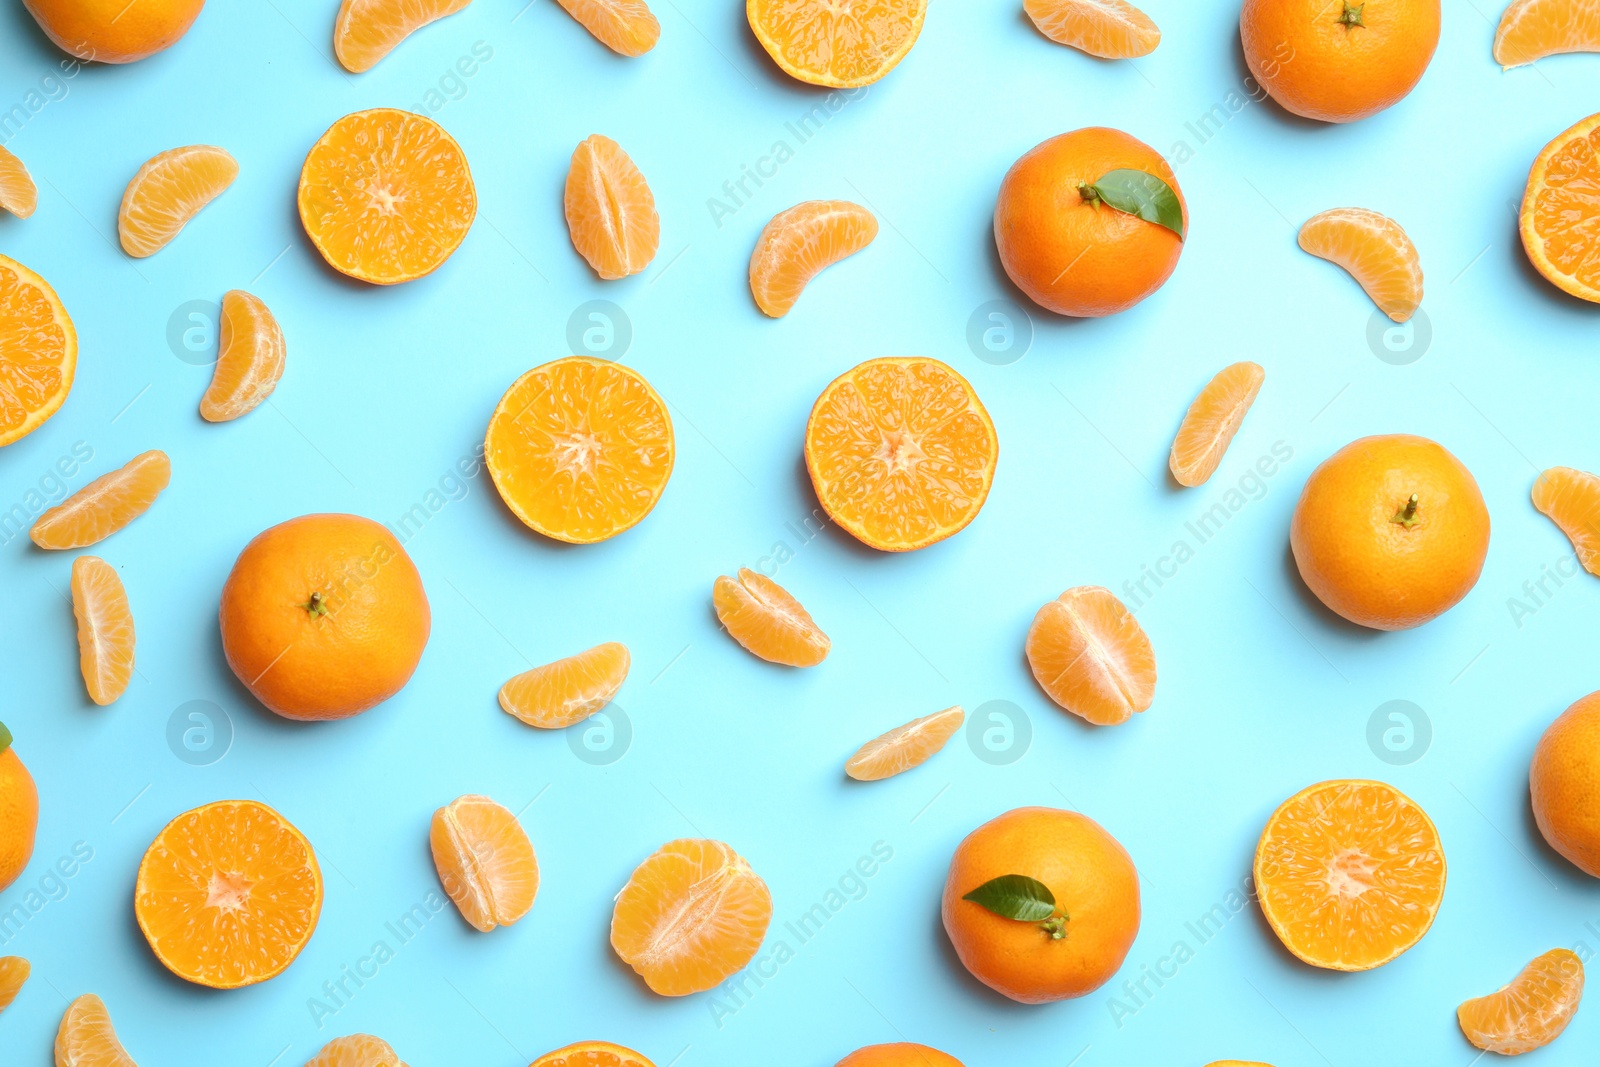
1 0 1598 1062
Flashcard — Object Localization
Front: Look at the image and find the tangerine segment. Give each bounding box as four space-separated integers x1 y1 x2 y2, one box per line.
1533 466 1600 576
0 955 28 1012
306 1034 411 1067
0 145 37 219
31 450 171 550
750 200 877 317
485 357 674 544
1458 948 1585 1055
713 568 830 667
56 994 137 1067
1298 207 1422 322
805 357 998 552
118 145 237 258
202 290 284 422
565 135 659 280
555 0 660 55
71 556 135 707
1025 586 1155 725
611 838 772 996
845 706 965 781
1255 779 1445 972
747 0 927 86
0 253 76 448
532 1042 657 1067
1523 113 1600 303
1494 0 1600 67
334 0 471 72
135 800 323 988
1169 361 1264 487
431 794 539 933
500 642 630 728
1024 0 1160 57
299 108 477 285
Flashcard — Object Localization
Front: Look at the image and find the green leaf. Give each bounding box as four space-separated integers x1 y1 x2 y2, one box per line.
1083 169 1185 239
0 722 11 754
962 874 1057 922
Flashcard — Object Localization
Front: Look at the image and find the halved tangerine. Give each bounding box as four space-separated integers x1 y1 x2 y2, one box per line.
1255 779 1445 971
0 145 37 219
56 994 138 1067
299 108 476 285
431 794 539 932
31 450 170 550
713 568 829 667
846 706 965 781
1298 207 1422 322
611 838 772 996
500 641 630 728
118 145 237 258
1494 0 1600 67
334 0 470 72
565 135 659 280
1024 0 1160 58
749 200 877 317
1523 113 1600 303
202 290 284 422
306 1034 411 1067
555 0 660 55
71 556 135 706
0 253 75 448
0 955 28 1013
532 1042 656 1067
1533 466 1600 575
485 357 674 544
1168 361 1264 487
747 0 927 86
1458 948 1584 1054
1025 586 1155 725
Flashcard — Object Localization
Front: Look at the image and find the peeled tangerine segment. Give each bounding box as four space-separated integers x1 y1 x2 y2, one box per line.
71 556 135 706
306 1034 412 1067
31 450 171 550
56 994 138 1067
1024 0 1160 58
1533 466 1600 576
0 955 29 1012
500 641 630 728
1169 361 1264 487
118 145 237 257
713 568 830 667
203 290 284 422
0 145 37 218
555 0 660 55
1025 586 1155 725
1494 0 1600 66
1458 948 1585 1054
431 794 539 933
1298 207 1422 322
334 0 471 72
565 135 659 280
611 838 772 996
749 200 877 317
846 706 965 781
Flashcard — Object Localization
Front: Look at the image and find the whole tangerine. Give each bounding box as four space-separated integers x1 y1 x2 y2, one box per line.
24 0 205 63
0 723 37 892
1531 691 1600 878
942 806 1139 1003
994 127 1186 318
220 513 430 721
1290 434 1489 630
836 1045 964 1067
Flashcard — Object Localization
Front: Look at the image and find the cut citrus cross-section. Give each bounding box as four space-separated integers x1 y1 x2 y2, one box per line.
611 838 772 996
565 135 659 280
713 568 830 667
749 200 877 317
1458 948 1585 1054
1169 361 1264 487
1494 0 1600 67
1025 586 1155 725
805 357 998 551
500 642 630 728
0 145 37 219
56 994 138 1067
431 794 539 932
486 356 675 543
202 290 284 422
1532 466 1600 575
0 955 28 1013
1523 113 1600 303
118 145 237 257
846 706 966 781
1024 0 1161 58
1298 207 1422 322
0 253 76 448
1255 779 1446 971
533 1042 656 1067
135 799 323 988
334 0 471 72
31 450 170 550
748 0 927 86
299 108 477 285
71 556 135 707
306 1034 412 1067
555 0 660 55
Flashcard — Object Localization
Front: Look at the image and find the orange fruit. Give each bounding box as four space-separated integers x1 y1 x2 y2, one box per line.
334 0 469 72
500 642 629 729
1255 779 1445 971
71 556 136 706
1494 0 1600 66
1024 0 1160 57
1290 434 1490 631
31 450 171 550
713 568 830 667
306 1034 411 1067
431 794 539 932
749 200 877 317
804 357 998 551
1530 690 1600 878
1025 586 1156 725
1533 467 1600 575
0 723 37 892
135 799 323 988
532 1042 655 1067
942 806 1140 1003
565 135 659 280
836 1045 964 1067
0 145 37 219
202 289 284 422
1522 113 1600 304
994 128 1186 317
219 513 431 721
118 145 237 258
747 0 927 86
55 994 139 1067
1168 361 1264 487
554 0 660 55
611 838 772 996
0 253 77 448
845 706 965 781
1458 948 1585 1054
1240 0 1439 122
0 956 28 1013
299 108 476 285
485 357 675 544
24 0 204 62
1298 207 1422 322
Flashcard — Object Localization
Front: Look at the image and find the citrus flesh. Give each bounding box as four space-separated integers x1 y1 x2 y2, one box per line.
431 794 539 932
565 135 659 280
1024 0 1160 57
1298 207 1422 322
334 0 471 72
532 1042 656 1067
55 994 138 1067
31 450 170 550
1522 112 1600 303
713 568 830 667
1458 948 1585 1054
1533 466 1600 575
305 1034 411 1067
202 290 284 422
1494 0 1600 66
555 0 660 55
747 0 927 86
749 200 877 317
845 706 965 781
0 955 28 1013
71 556 135 706
500 642 630 728
0 253 77 448
1026 586 1156 725
1169 361 1264 487
0 146 37 218
118 145 237 257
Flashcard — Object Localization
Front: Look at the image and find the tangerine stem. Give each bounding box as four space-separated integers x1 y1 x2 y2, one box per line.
1337 1 1364 26
1077 182 1100 206
305 591 330 617
1039 914 1069 940
1391 493 1421 528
